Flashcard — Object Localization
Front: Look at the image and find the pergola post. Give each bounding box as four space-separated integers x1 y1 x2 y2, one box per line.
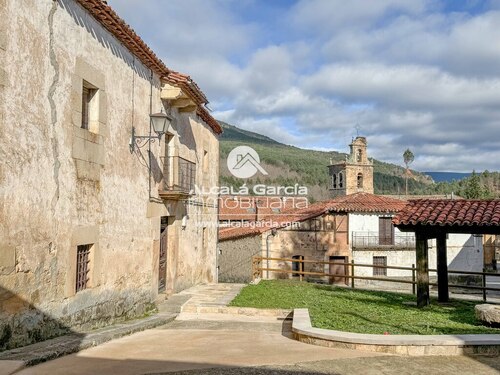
436 233 449 302
415 231 430 307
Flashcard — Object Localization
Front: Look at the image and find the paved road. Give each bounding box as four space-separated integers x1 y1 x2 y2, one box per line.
16 318 500 375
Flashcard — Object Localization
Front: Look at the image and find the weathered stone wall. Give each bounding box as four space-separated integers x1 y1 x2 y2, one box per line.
265 214 350 280
0 0 218 350
218 236 261 283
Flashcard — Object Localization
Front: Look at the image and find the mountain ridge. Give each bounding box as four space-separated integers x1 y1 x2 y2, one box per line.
217 121 434 201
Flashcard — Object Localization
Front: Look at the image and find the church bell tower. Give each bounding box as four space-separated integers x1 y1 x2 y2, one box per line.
328 137 374 197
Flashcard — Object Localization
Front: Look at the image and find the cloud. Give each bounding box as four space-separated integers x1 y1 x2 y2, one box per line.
304 63 500 109
107 0 500 172
289 0 427 33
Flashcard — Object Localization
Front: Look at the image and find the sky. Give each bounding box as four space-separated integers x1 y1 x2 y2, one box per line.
108 0 500 172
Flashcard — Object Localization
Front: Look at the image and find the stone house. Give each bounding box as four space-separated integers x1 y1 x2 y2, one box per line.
218 195 308 228
219 192 485 284
0 0 221 350
218 193 407 283
219 136 485 284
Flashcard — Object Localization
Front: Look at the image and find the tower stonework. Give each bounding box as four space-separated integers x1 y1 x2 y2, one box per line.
328 137 374 197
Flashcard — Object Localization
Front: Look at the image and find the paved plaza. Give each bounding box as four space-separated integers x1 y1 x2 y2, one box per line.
0 284 496 375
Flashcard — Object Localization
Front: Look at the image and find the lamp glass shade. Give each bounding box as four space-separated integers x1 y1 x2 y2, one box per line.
150 112 172 135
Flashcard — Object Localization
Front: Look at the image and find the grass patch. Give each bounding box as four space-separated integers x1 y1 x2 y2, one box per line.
230 280 500 335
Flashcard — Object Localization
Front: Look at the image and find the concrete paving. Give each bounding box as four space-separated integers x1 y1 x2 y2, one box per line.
4 284 500 374
15 319 382 375
15 318 500 375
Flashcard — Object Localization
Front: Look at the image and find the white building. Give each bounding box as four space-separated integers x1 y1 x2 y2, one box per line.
349 211 483 278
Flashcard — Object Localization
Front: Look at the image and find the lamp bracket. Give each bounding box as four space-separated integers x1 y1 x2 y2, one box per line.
129 127 162 153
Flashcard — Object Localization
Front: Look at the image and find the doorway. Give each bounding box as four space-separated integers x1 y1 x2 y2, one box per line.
292 255 304 278
158 216 168 293
379 217 395 245
329 256 348 285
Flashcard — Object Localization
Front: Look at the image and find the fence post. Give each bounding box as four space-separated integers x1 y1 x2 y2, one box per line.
251 257 255 282
482 268 487 302
299 258 303 282
351 260 355 289
412 263 416 295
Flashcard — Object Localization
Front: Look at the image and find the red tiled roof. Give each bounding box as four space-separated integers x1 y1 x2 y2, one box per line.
219 196 304 221
393 199 500 228
219 193 408 241
327 193 407 213
383 194 463 201
165 71 208 105
75 0 222 135
219 201 329 241
197 107 223 134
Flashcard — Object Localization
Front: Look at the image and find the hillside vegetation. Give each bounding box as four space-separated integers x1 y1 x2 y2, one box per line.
218 121 433 201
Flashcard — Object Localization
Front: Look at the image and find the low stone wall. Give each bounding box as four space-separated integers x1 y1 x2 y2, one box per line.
181 305 291 318
0 288 156 351
292 309 500 356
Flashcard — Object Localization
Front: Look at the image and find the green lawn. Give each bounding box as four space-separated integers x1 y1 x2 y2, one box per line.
229 280 500 335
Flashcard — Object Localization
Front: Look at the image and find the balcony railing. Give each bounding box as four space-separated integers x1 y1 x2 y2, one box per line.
352 232 415 249
159 156 196 200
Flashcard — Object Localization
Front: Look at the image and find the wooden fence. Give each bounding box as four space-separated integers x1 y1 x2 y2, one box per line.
251 256 500 302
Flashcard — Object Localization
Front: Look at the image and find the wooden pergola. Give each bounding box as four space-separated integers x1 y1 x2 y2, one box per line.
393 199 500 307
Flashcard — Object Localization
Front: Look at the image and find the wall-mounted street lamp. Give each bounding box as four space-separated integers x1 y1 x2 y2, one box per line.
129 111 173 153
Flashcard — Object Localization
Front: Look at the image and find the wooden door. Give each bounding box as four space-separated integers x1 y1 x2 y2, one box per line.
379 217 394 245
158 217 168 293
329 256 348 285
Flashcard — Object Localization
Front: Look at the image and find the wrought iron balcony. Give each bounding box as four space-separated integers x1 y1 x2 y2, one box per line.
159 156 196 200
352 232 415 249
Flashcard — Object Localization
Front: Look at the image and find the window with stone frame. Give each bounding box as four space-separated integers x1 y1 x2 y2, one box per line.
76 244 92 292
373 256 387 276
81 80 98 131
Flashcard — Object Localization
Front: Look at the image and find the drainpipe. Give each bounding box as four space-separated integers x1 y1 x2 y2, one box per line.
266 228 277 279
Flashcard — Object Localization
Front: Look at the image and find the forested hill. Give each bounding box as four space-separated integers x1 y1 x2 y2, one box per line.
217 121 434 201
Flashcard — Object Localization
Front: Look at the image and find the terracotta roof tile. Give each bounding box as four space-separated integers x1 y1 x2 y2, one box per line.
392 199 500 228
326 193 407 213
75 0 222 135
219 201 329 241
219 196 303 221
219 193 408 241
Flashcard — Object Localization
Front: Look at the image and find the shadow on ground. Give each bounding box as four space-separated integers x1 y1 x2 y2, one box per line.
16 355 500 375
0 286 83 354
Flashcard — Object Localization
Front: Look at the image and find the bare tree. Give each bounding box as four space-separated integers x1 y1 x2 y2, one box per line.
403 148 414 195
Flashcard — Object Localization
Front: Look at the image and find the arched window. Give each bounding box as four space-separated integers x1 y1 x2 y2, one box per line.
356 149 362 162
357 173 363 188
332 174 337 189
338 172 344 188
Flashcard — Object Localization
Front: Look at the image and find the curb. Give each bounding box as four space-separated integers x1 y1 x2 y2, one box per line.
0 313 176 369
181 305 292 318
292 308 500 356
